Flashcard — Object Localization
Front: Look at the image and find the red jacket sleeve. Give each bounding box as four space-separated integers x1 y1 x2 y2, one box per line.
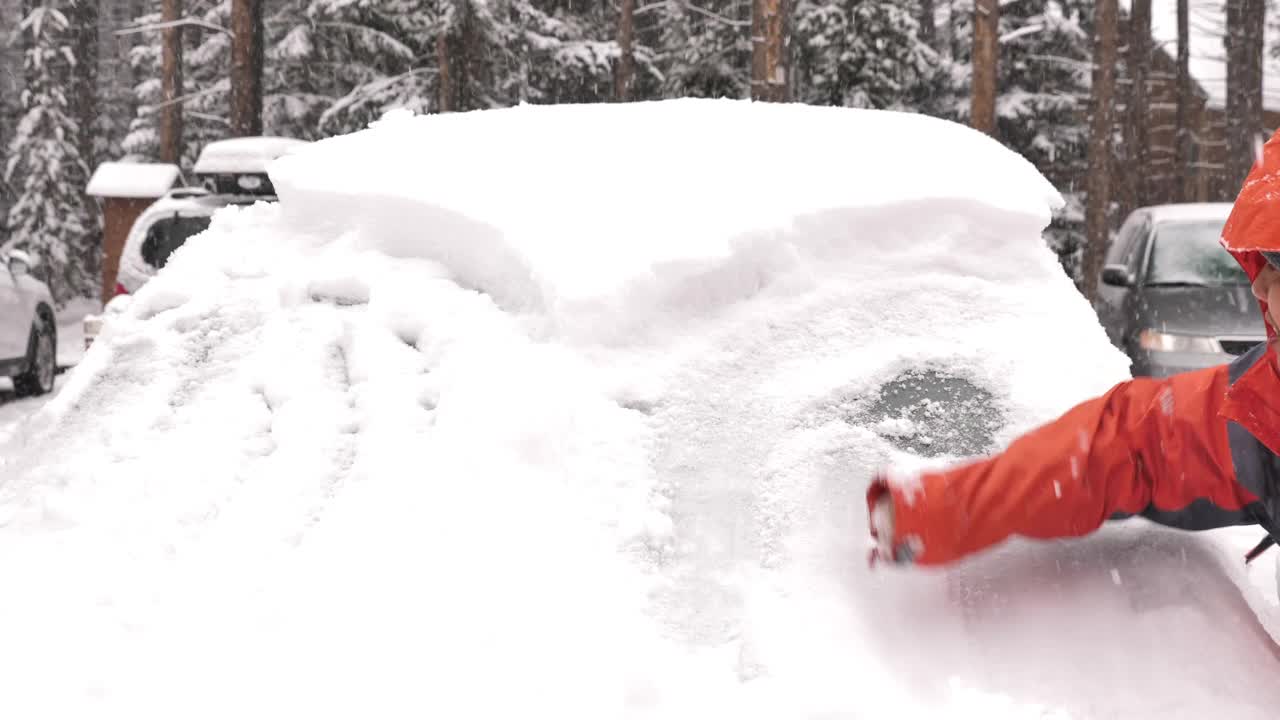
870 364 1252 566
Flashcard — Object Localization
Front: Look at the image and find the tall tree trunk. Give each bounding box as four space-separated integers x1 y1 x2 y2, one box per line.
1225 0 1264 196
159 0 183 164
436 32 451 112
949 0 961 60
68 0 98 171
68 0 100 291
615 0 635 101
919 0 937 51
1246 0 1265 174
1174 0 1191 200
750 0 789 101
971 0 998 135
229 0 263 136
1126 0 1151 208
1082 0 1118 302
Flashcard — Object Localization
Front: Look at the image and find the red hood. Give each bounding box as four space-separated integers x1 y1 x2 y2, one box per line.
1221 130 1280 339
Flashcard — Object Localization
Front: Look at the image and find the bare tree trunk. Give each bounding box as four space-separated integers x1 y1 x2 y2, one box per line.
1246 0 1265 173
159 0 183 164
1126 0 1151 208
1174 0 1191 200
919 0 937 51
949 0 961 60
615 0 635 101
750 0 789 101
1082 0 1118 302
229 0 263 136
436 32 451 112
1225 0 1264 196
971 0 998 135
68 0 98 170
66 0 100 292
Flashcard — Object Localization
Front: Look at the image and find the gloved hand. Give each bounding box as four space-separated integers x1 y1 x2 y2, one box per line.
868 492 895 566
867 475 916 566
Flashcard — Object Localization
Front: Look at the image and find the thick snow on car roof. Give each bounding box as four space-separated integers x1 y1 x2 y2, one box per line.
85 161 181 198
1144 201 1234 224
7 100 1280 718
192 136 308 174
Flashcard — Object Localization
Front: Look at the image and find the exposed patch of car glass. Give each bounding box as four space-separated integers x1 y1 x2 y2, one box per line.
848 369 1003 457
141 215 214 269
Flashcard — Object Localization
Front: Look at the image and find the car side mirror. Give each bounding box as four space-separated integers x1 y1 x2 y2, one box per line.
1101 264 1133 287
6 249 33 276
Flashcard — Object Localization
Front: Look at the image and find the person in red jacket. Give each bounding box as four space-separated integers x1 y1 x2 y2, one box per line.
868 135 1280 568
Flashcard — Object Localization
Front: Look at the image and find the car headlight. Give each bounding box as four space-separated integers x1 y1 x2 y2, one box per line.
1137 329 1223 353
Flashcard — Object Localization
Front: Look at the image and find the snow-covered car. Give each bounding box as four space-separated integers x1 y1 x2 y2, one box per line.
112 136 309 296
0 249 56 396
6 102 1277 717
85 137 308 349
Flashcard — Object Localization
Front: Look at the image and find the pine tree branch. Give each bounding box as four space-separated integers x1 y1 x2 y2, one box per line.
683 2 750 27
999 23 1043 43
115 18 233 37
146 85 226 112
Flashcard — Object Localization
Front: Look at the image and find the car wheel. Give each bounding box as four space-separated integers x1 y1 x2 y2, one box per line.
13 319 56 398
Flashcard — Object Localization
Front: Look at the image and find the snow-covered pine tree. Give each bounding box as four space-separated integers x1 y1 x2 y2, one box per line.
656 0 751 98
262 0 344 138
791 0 946 110
119 9 162 160
181 0 235 161
996 0 1093 284
519 0 626 104
284 0 434 135
996 0 1092 177
121 0 230 167
4 3 99 306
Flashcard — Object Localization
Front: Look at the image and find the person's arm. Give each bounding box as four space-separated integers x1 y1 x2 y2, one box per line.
868 364 1248 566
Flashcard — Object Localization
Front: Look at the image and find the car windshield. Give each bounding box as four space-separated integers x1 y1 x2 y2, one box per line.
1145 219 1247 286
141 214 212 269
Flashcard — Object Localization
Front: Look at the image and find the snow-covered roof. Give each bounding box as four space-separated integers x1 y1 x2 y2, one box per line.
1144 0 1280 111
1144 201 1234 223
85 161 181 198
192 136 309 174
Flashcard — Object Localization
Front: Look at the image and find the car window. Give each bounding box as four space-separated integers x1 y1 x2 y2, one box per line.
1120 216 1151 273
140 215 213 269
1107 214 1145 266
1145 219 1245 286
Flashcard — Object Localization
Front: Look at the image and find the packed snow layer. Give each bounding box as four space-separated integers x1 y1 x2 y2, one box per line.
269 101 1064 343
2 99 1278 718
85 161 180 198
191 136 310 174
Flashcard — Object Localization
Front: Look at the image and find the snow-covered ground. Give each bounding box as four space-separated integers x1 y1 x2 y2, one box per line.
1 99 1279 718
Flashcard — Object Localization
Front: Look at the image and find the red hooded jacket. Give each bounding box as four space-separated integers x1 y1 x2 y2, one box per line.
868 132 1280 567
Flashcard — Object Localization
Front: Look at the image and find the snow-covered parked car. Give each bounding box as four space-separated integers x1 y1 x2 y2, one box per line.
113 136 309 296
5 102 1278 717
0 248 56 396
85 137 307 349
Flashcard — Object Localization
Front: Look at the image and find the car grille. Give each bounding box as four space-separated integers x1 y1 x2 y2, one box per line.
1219 338 1264 356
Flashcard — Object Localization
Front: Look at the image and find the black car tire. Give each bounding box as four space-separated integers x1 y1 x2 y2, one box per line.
13 319 56 398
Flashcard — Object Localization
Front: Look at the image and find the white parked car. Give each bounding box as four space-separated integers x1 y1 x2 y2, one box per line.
113 136 309 296
0 249 57 397
85 136 308 349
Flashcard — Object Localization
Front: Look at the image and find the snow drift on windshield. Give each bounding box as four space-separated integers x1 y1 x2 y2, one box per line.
2 99 1278 719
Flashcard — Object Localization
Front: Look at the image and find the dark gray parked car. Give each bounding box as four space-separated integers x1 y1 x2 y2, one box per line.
1094 203 1265 377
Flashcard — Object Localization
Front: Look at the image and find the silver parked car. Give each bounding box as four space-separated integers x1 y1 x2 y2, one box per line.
1094 203 1264 377
0 249 57 396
